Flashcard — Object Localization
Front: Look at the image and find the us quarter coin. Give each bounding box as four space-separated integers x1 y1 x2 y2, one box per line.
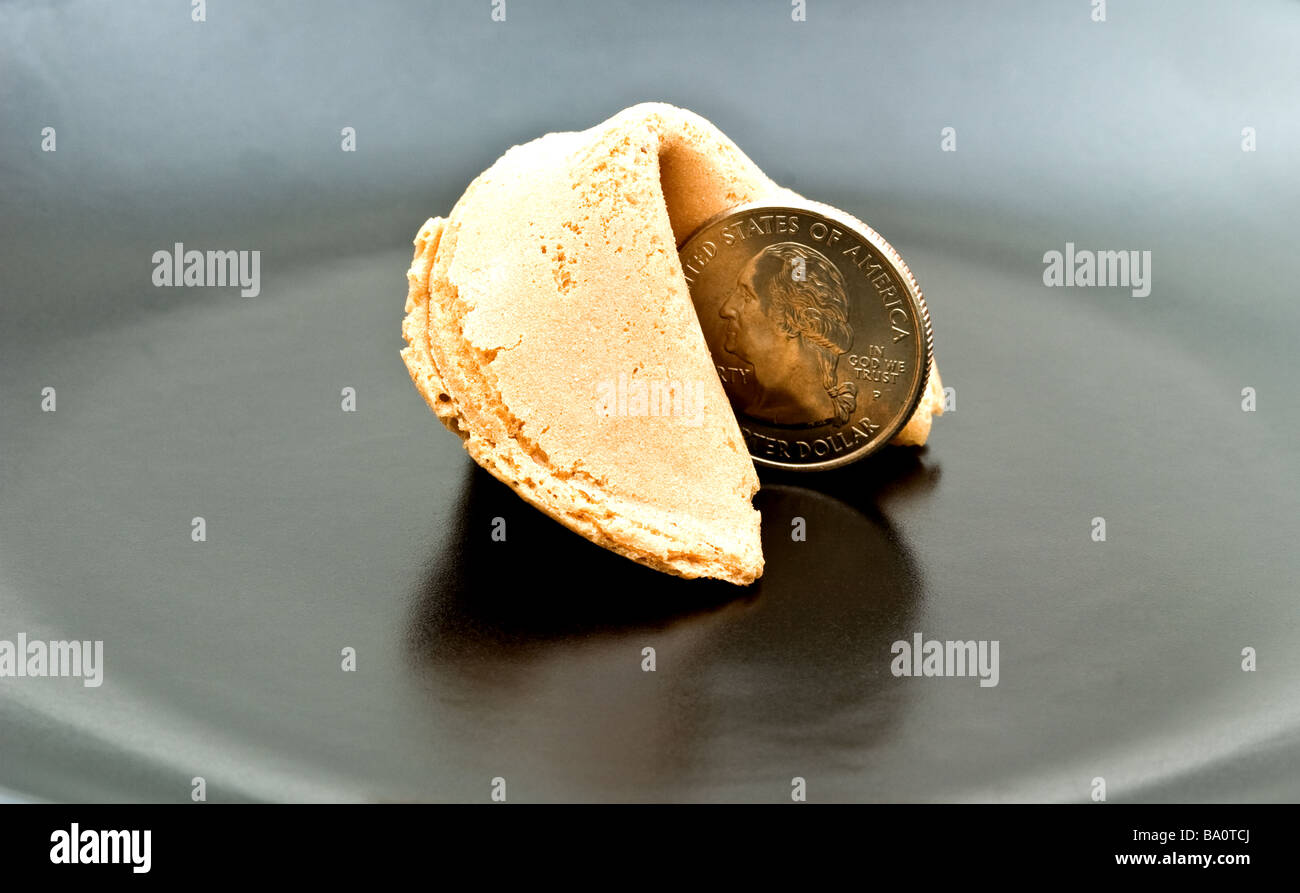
679 199 934 470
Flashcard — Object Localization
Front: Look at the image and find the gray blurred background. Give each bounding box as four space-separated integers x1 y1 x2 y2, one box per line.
1 1 1297 803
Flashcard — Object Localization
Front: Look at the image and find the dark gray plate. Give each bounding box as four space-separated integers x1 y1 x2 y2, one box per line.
2 0 1297 803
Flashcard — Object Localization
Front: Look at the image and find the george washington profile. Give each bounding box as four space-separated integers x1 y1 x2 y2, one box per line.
717 242 857 427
